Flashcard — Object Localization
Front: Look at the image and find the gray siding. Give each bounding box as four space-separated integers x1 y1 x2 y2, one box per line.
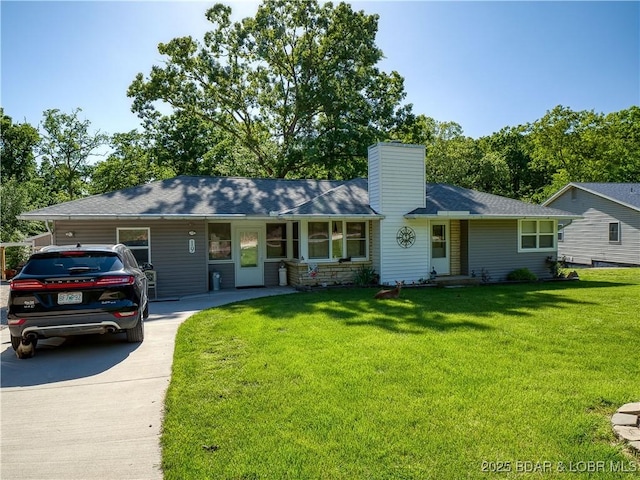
549 188 640 266
53 220 209 298
264 262 281 287
468 220 553 281
208 263 235 290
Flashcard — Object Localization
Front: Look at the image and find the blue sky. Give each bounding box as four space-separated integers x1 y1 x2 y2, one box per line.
1 1 638 141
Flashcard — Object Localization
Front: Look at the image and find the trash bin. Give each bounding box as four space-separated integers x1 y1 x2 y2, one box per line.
278 266 287 286
211 271 221 291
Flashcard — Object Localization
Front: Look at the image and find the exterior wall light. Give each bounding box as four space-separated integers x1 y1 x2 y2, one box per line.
65 231 74 237
188 230 197 236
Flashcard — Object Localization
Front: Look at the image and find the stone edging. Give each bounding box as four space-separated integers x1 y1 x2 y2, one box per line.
612 402 640 454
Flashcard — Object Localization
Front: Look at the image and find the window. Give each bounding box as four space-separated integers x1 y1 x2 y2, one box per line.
308 222 330 259
208 223 232 260
266 223 287 258
519 220 555 252
609 222 621 243
557 223 564 242
346 222 366 257
117 228 150 264
307 221 368 260
332 222 343 259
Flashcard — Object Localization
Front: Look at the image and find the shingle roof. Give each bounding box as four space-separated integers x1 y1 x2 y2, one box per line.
19 176 375 220
19 176 575 220
406 184 577 218
570 183 640 211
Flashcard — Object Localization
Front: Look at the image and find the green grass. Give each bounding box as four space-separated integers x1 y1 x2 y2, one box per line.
162 268 640 479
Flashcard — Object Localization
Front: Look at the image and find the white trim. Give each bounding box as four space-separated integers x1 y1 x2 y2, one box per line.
304 220 369 262
405 213 579 220
608 221 622 244
117 227 151 264
19 213 385 221
517 219 557 253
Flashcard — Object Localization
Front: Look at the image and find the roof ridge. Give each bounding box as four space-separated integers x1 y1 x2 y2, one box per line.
278 179 356 214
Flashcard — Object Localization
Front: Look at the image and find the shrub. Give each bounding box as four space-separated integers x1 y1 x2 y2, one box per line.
507 268 537 282
352 265 378 286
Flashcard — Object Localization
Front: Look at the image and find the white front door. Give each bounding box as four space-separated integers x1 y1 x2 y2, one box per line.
430 221 450 275
235 227 264 287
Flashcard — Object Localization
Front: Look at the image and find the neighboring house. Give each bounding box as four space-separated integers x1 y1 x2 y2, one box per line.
18 143 577 297
544 183 640 267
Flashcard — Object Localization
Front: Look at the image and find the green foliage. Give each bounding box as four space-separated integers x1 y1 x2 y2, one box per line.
352 264 378 286
164 269 640 479
39 108 108 201
0 112 48 253
0 177 48 267
128 0 411 179
1 109 40 182
506 267 538 282
525 105 640 202
90 131 176 194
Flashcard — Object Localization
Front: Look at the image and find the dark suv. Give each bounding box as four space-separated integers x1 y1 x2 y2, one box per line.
7 244 150 354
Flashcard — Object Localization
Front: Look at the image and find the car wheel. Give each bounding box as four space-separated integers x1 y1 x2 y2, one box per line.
125 312 144 343
11 335 37 351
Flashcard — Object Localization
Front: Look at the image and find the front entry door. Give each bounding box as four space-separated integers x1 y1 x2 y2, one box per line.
235 227 264 287
430 221 450 275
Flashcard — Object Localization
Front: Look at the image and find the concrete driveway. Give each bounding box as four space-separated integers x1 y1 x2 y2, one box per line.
1 287 296 480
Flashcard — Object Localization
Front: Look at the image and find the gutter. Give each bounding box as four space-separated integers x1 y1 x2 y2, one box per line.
275 214 385 220
19 213 386 221
404 213 582 220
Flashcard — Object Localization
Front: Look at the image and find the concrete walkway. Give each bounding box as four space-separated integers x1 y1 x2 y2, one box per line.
1 287 296 480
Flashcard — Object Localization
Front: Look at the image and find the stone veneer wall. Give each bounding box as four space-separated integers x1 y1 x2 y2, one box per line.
285 261 373 287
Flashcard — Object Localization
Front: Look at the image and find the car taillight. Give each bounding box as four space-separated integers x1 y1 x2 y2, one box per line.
95 276 135 286
113 310 138 318
10 279 45 290
8 318 26 325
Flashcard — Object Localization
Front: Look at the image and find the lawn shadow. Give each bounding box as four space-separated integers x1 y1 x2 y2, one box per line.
246 279 622 335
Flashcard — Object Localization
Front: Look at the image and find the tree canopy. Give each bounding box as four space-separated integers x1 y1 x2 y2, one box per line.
128 0 412 179
38 108 108 202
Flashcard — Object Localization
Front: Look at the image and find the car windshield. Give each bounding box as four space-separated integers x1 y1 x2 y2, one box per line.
21 252 124 275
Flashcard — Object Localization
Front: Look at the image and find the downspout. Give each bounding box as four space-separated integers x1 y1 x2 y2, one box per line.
45 220 54 247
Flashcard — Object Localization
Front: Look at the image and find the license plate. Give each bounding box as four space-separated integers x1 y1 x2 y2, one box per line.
58 292 83 305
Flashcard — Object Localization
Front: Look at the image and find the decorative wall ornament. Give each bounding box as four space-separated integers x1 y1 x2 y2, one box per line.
307 263 319 278
396 226 416 248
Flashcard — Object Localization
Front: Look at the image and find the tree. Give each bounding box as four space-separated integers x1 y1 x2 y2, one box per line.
38 108 108 202
526 105 640 200
90 131 176 194
1 109 40 182
147 112 249 176
597 106 640 182
478 126 547 200
128 0 411 179
0 110 46 265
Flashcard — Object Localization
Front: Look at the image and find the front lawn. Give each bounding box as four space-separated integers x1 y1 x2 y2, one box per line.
162 269 640 479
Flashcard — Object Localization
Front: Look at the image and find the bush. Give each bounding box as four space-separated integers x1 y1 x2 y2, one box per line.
507 268 537 282
352 265 378 286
